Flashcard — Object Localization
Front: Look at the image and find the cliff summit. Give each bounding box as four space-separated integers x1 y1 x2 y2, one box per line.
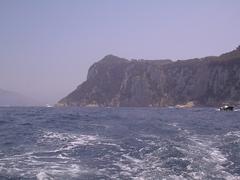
58 47 240 107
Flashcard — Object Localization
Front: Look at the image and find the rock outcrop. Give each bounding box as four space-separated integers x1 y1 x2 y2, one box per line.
58 47 240 107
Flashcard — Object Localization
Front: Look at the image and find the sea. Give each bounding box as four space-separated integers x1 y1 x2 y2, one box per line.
0 107 240 180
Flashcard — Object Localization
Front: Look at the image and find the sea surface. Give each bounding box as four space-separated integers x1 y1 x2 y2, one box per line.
0 107 240 180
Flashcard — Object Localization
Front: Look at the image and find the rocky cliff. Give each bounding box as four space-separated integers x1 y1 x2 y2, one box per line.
58 47 240 107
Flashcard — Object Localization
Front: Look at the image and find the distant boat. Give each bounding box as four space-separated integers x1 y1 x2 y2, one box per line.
219 105 234 111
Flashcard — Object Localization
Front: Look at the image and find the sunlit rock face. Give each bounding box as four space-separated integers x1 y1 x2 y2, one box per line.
58 47 240 107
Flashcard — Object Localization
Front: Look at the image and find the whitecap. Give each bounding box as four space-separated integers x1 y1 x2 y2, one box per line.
36 172 53 180
225 131 240 138
39 130 101 151
122 154 143 164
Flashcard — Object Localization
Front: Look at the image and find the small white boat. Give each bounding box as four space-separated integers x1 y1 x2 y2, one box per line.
219 105 234 111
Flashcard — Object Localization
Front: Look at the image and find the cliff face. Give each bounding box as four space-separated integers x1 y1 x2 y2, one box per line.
58 48 240 107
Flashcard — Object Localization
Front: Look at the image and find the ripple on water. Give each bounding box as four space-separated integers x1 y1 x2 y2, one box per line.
1 107 240 179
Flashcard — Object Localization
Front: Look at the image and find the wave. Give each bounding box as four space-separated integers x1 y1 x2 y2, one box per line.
1 107 240 179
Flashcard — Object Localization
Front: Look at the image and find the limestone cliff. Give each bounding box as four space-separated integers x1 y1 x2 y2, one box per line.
58 47 240 107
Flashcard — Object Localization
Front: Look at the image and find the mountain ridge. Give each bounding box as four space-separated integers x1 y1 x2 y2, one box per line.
0 88 40 106
58 46 240 107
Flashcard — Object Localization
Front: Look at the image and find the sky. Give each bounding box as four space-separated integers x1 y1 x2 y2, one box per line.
0 0 240 104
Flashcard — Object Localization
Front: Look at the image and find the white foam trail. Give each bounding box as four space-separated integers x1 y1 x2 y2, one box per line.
40 130 100 151
167 175 187 180
225 131 240 138
36 172 53 180
122 154 143 164
155 123 240 179
0 131 104 179
186 134 240 179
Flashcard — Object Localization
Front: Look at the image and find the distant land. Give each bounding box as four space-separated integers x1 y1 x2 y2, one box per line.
58 46 240 107
0 88 40 106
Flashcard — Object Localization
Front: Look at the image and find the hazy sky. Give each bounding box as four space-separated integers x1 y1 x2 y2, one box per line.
0 0 240 104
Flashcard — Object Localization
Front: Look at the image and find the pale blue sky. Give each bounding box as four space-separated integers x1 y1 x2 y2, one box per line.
0 0 240 104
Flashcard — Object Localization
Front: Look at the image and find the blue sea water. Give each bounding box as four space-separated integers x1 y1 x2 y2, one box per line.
0 107 240 180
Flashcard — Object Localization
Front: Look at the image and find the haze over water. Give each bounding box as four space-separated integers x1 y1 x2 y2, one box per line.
0 0 240 104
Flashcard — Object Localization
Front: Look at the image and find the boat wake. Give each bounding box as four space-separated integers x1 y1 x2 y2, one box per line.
0 107 240 179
